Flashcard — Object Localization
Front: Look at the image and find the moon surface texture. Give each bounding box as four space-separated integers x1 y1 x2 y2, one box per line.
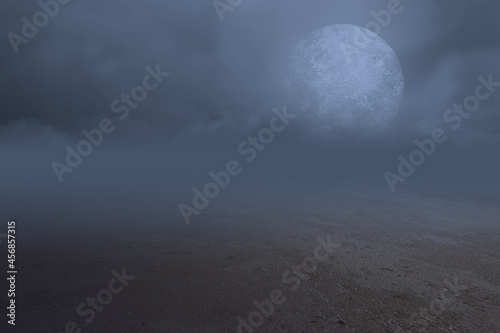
286 24 404 136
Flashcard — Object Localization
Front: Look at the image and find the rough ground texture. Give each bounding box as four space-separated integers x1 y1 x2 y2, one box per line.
6 185 500 332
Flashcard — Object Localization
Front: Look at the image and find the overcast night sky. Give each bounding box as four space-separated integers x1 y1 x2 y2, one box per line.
1 0 499 200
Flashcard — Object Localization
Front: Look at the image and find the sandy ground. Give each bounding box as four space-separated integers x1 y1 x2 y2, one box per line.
4 185 500 332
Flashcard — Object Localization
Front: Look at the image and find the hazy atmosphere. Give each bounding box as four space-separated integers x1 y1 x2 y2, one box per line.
1 1 499 332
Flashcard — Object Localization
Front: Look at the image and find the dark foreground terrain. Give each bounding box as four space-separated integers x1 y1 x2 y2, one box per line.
3 183 500 333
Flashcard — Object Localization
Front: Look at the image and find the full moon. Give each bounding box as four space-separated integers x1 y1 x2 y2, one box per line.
286 24 404 136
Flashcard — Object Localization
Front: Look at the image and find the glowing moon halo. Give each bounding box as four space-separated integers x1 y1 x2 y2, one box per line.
286 24 404 136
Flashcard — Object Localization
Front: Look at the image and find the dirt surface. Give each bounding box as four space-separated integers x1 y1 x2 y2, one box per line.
6 186 500 332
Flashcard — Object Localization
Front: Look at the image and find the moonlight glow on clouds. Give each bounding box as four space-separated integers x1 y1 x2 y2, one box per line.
286 24 404 136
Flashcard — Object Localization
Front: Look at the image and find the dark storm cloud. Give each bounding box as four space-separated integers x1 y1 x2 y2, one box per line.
0 0 499 146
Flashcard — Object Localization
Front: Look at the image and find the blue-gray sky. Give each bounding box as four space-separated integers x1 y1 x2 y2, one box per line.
1 0 499 196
